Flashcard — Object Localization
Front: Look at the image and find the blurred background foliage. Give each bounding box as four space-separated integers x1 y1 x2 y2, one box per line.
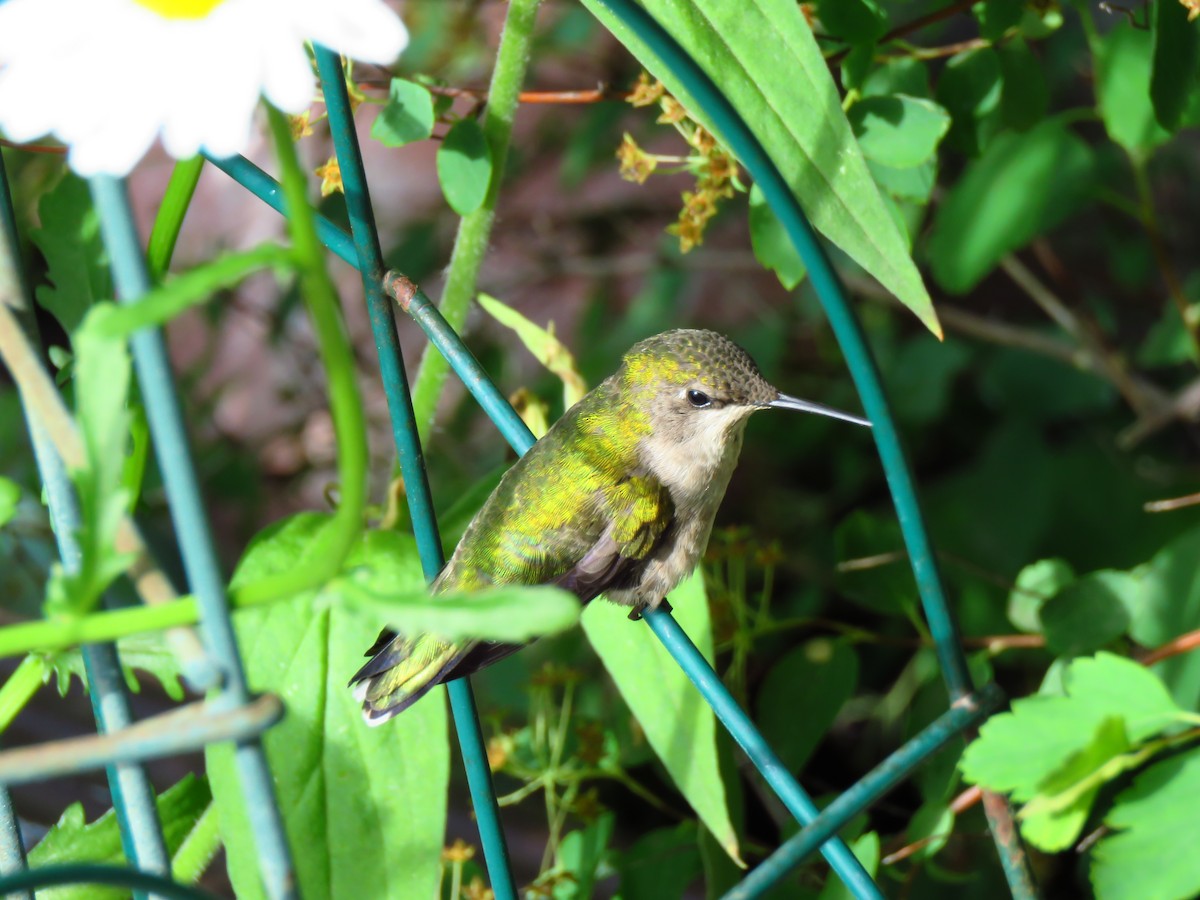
4 0 1200 897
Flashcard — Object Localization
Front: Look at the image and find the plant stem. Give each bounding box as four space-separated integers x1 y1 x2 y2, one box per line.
409 0 543 445
171 801 221 885
0 655 45 735
146 156 205 280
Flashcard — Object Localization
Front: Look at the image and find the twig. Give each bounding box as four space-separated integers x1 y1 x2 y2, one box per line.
1143 491 1200 513
828 0 978 63
1140 628 1200 667
1118 375 1200 448
359 78 624 106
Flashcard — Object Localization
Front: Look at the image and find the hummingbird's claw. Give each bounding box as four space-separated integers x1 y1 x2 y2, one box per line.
627 598 672 620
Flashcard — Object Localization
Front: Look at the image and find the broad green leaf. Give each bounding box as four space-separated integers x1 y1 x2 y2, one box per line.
833 510 917 618
756 639 857 773
749 184 805 290
616 822 702 900
0 477 18 528
862 58 931 99
583 571 740 864
44 305 135 617
935 47 1002 156
29 774 210 900
582 0 940 334
927 118 1093 293
1018 717 1132 851
478 292 589 408
370 78 435 147
848 95 950 170
29 173 111 336
1040 570 1138 657
1128 525 1200 709
208 513 448 900
1007 557 1075 633
437 117 493 215
1151 0 1200 130
1091 748 1200 900
1094 23 1171 156
552 813 614 900
974 0 1025 41
998 38 1049 131
814 0 887 43
961 653 1183 799
868 158 935 204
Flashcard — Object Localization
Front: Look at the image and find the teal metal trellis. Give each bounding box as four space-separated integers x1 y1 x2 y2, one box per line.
0 3 1039 899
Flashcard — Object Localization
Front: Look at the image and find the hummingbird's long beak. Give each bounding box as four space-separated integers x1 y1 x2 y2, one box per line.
769 393 872 427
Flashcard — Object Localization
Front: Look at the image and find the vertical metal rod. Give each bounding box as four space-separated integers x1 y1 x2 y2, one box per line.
313 46 518 900
582 1 1037 894
723 684 1005 900
0 153 38 900
87 175 297 900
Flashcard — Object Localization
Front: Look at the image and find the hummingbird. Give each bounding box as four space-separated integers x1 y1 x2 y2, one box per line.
352 328 870 724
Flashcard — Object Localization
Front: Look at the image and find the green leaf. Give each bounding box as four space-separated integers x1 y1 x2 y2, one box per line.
834 510 917 618
616 822 702 900
1127 525 1200 709
935 47 1002 156
757 639 857 773
961 653 1183 800
998 38 1049 131
1091 748 1200 900
29 173 111 336
1151 0 1200 130
48 630 186 701
370 78 435 147
44 305 136 618
862 58 931 99
974 0 1025 41
29 774 210 899
927 118 1094 293
552 813 614 900
868 158 935 204
208 513 448 900
583 0 940 334
0 477 18 528
1040 570 1138 657
848 95 950 169
749 184 805 290
1007 558 1075 633
814 0 887 43
1018 716 1133 851
904 801 954 862
437 117 493 215
817 831 880 900
1094 23 1171 156
583 571 741 865
478 292 589 408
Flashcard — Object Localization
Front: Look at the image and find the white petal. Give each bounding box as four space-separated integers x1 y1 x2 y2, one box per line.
292 0 409 64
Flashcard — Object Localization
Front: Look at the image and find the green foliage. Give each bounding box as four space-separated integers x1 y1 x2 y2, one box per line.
961 653 1193 853
1094 22 1171 156
437 118 492 215
207 513 449 900
1151 0 1200 130
370 78 435 147
584 0 940 333
0 476 18 528
29 775 211 899
749 184 805 290
847 95 950 170
583 572 741 864
28 173 111 336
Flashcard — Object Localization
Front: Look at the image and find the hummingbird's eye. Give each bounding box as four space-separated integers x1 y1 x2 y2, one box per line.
687 389 712 409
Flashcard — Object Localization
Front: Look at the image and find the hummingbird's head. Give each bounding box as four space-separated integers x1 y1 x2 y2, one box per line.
616 329 869 492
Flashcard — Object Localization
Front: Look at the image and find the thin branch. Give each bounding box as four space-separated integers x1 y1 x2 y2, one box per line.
1144 491 1200 513
828 0 978 63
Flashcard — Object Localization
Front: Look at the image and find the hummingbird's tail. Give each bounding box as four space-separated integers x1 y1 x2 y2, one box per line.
350 633 469 725
350 632 526 725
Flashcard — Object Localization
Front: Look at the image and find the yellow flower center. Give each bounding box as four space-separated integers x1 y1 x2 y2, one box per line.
133 0 225 20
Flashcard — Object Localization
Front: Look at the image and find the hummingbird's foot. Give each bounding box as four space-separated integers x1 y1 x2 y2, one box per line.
627 599 672 621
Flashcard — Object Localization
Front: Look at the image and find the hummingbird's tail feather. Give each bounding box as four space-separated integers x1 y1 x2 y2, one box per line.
350 633 471 726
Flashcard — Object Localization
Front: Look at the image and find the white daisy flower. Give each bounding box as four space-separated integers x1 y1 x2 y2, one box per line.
0 0 407 176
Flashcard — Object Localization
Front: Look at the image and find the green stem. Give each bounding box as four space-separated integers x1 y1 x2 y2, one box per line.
0 655 45 734
171 801 221 885
409 0 543 444
236 106 369 606
146 156 205 280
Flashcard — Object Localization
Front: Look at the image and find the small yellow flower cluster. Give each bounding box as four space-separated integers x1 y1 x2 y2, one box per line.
1182 0 1200 21
616 72 742 254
